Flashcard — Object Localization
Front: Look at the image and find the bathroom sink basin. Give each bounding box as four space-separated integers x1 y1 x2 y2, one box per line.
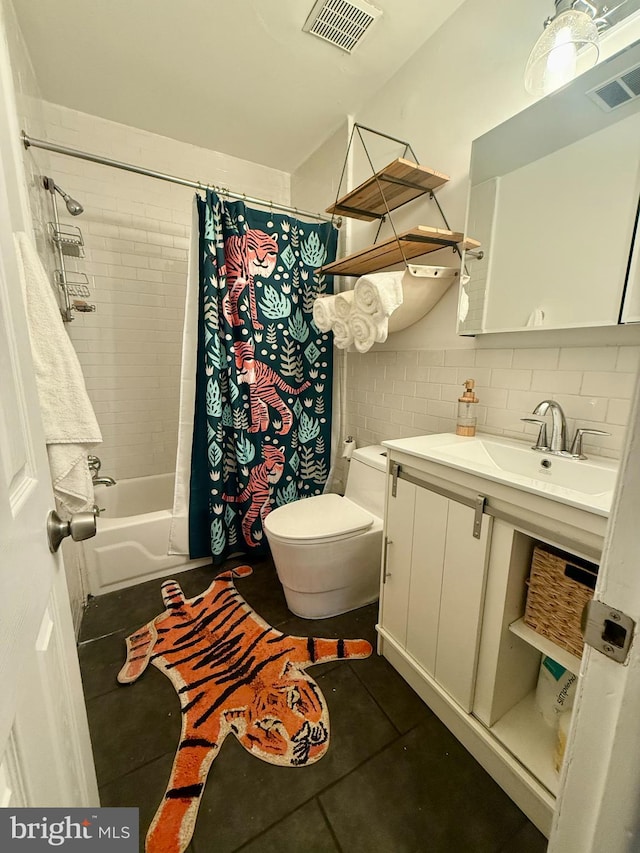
382 433 619 515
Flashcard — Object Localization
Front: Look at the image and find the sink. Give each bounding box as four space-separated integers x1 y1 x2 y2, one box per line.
382 433 619 515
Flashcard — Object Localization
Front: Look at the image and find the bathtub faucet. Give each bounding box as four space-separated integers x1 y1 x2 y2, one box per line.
93 476 116 487
88 455 116 486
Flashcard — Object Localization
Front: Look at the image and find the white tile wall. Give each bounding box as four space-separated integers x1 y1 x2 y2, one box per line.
347 345 640 460
32 102 291 480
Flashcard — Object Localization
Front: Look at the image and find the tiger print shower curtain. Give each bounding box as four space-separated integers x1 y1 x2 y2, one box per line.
188 190 338 561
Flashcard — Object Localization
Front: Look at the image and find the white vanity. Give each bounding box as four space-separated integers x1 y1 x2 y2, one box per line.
376 433 618 836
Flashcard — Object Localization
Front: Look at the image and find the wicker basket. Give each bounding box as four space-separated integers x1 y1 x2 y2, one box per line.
523 544 598 658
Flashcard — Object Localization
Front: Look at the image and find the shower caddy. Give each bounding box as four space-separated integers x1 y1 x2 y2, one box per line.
318 124 482 278
44 176 95 322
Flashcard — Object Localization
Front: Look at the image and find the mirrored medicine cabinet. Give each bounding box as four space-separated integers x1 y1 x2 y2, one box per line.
459 39 640 335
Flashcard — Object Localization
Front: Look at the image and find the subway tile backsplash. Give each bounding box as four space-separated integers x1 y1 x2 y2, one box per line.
347 346 639 459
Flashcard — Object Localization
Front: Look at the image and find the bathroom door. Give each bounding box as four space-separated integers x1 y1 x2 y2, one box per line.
0 23 98 810
549 369 640 853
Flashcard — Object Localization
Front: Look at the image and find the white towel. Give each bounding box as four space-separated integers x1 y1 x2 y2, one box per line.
334 290 355 319
332 317 354 350
349 310 389 353
353 272 404 317
312 295 337 333
15 232 102 514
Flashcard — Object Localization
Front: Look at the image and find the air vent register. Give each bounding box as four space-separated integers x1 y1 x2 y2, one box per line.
303 0 382 53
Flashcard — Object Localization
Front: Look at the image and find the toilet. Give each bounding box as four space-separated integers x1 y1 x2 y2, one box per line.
263 445 387 619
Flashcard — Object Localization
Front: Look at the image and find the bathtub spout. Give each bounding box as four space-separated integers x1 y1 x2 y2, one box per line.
93 476 116 486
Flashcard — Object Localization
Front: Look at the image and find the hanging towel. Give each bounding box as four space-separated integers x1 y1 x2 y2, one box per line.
312 294 337 333
15 231 102 513
334 289 355 319
332 317 354 350
353 271 404 317
349 310 388 353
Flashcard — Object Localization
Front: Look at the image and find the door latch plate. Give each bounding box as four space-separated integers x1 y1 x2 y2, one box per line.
582 600 635 663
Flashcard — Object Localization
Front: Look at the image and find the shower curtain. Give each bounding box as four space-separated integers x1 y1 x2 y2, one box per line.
187 190 337 562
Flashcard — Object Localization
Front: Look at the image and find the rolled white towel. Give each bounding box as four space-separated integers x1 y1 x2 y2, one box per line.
349 310 389 353
354 272 404 317
332 317 353 350
312 295 337 332
334 289 355 319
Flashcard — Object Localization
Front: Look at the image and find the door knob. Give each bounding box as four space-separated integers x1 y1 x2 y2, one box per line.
47 509 97 553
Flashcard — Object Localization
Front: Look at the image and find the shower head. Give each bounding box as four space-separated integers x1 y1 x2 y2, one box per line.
57 187 83 216
43 176 84 216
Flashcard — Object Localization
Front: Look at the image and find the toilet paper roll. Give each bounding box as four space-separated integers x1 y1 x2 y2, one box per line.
341 438 355 460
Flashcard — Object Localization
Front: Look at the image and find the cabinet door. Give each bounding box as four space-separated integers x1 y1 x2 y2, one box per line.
435 501 492 711
622 210 640 323
406 487 448 677
380 477 415 647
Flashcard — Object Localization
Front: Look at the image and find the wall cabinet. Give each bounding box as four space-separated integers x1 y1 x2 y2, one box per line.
621 213 640 323
378 446 607 836
459 39 640 334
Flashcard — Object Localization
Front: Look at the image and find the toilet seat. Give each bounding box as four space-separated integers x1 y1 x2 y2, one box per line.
264 493 374 545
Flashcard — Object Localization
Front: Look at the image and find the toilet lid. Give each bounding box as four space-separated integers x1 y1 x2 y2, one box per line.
264 494 373 542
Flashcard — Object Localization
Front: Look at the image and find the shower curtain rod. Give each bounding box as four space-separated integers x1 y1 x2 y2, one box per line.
21 131 341 227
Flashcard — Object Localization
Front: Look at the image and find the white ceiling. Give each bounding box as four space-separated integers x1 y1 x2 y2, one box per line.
13 0 466 173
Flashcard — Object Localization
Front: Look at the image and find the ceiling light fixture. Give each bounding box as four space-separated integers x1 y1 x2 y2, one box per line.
525 0 602 96
524 0 637 96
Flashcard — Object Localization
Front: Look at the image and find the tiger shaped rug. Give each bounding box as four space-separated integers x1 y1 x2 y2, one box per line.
117 565 372 853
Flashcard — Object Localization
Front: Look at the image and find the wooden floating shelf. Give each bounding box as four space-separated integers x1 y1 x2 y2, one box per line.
325 158 449 222
318 226 481 277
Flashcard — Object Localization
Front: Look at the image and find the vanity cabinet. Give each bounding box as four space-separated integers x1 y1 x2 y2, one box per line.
378 442 608 836
381 469 491 711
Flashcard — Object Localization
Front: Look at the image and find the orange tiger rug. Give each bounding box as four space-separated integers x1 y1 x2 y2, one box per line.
118 565 372 853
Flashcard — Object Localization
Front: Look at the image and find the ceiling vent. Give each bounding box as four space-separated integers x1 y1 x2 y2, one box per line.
303 0 382 54
588 62 640 111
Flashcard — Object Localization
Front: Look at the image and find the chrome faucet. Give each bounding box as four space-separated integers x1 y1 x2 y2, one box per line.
93 476 116 487
523 400 610 459
532 400 567 453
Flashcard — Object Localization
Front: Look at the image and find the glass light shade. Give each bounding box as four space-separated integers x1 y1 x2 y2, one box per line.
525 9 600 96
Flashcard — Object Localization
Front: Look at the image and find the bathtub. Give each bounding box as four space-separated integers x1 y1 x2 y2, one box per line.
83 473 211 596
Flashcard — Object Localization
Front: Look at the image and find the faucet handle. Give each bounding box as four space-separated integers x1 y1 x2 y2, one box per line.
570 428 610 460
521 418 549 451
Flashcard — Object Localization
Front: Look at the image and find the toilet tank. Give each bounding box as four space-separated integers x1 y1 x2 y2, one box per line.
344 445 387 519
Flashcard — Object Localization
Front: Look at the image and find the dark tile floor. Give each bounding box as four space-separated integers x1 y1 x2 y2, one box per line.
78 557 548 853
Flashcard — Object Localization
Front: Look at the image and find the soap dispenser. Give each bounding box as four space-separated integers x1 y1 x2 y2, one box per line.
456 379 479 437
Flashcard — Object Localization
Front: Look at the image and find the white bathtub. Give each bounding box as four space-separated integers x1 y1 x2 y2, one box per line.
83 473 210 596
